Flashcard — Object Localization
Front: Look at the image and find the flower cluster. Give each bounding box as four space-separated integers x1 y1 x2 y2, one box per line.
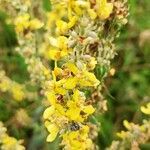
108 103 150 150
0 70 25 101
0 0 48 84
42 0 128 149
13 108 32 127
42 1 113 149
0 121 25 150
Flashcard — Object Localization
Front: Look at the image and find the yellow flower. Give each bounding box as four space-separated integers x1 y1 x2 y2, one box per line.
66 90 95 122
43 106 55 119
62 125 94 150
46 3 66 30
116 131 127 139
80 71 100 87
42 66 51 79
46 92 57 106
46 80 66 99
63 63 100 89
68 0 84 17
14 13 43 33
0 79 10 92
87 57 97 70
88 9 97 20
66 100 83 122
68 16 78 28
96 0 113 20
56 16 78 35
47 36 70 60
45 121 59 142
63 77 78 90
141 103 150 115
15 109 32 127
29 18 44 30
46 12 59 29
11 84 25 101
0 122 7 140
0 122 25 150
14 13 30 33
123 120 132 130
1 136 25 150
47 48 67 60
66 63 79 74
56 20 68 34
82 105 95 115
54 67 63 77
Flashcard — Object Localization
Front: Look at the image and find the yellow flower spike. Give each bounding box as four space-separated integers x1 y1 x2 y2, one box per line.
43 106 55 119
123 120 132 130
96 0 113 20
141 103 150 115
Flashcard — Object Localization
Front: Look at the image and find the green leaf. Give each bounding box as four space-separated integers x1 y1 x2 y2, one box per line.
43 0 52 12
94 65 108 81
0 10 8 21
0 11 18 48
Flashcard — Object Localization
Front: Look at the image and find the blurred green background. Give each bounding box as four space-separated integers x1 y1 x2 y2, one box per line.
98 0 150 149
0 0 150 149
